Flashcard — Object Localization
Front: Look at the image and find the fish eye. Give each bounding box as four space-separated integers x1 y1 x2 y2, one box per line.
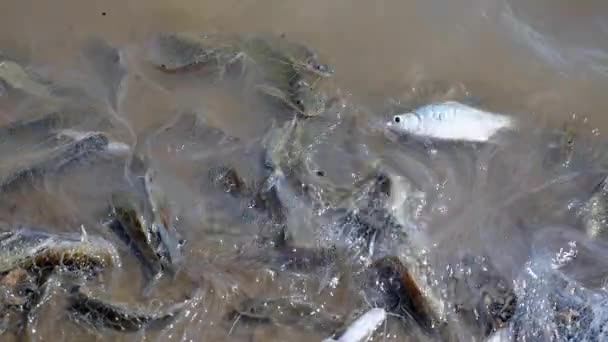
316 170 325 177
394 116 401 123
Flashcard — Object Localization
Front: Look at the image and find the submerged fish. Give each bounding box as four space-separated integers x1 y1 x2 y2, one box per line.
228 296 343 333
0 111 63 140
147 32 236 73
79 36 128 112
0 226 120 274
386 101 516 143
67 287 186 332
323 308 386 342
108 193 164 284
143 168 185 268
0 131 110 191
108 168 184 289
0 59 54 99
150 32 333 78
259 116 347 215
254 117 301 224
368 256 438 333
149 32 333 117
251 227 340 273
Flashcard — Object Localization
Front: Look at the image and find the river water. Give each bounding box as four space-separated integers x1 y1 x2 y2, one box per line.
0 0 608 341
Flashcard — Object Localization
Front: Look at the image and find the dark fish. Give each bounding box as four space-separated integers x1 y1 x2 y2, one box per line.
146 32 234 73
149 32 332 117
108 193 164 284
369 256 438 335
0 226 120 275
108 175 184 293
254 227 340 272
240 36 330 118
0 132 109 191
67 288 185 332
227 296 343 333
0 111 62 140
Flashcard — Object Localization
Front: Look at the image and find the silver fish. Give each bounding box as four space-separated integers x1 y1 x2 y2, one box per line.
323 308 386 342
386 101 516 143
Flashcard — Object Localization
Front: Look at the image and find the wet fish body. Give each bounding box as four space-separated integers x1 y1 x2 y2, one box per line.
109 193 164 282
0 227 120 274
67 289 185 332
147 32 238 73
0 112 62 141
229 296 343 333
368 256 438 333
143 168 184 270
252 238 340 273
0 132 109 191
79 36 128 111
149 32 332 117
239 35 330 117
109 170 184 286
386 101 516 143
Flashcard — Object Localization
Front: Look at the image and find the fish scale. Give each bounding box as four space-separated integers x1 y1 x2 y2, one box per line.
387 101 516 143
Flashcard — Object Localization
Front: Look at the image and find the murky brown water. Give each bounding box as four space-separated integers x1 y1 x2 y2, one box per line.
1 0 608 341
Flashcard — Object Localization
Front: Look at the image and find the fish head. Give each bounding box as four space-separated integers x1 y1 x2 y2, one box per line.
386 112 421 134
300 55 334 77
284 44 334 78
